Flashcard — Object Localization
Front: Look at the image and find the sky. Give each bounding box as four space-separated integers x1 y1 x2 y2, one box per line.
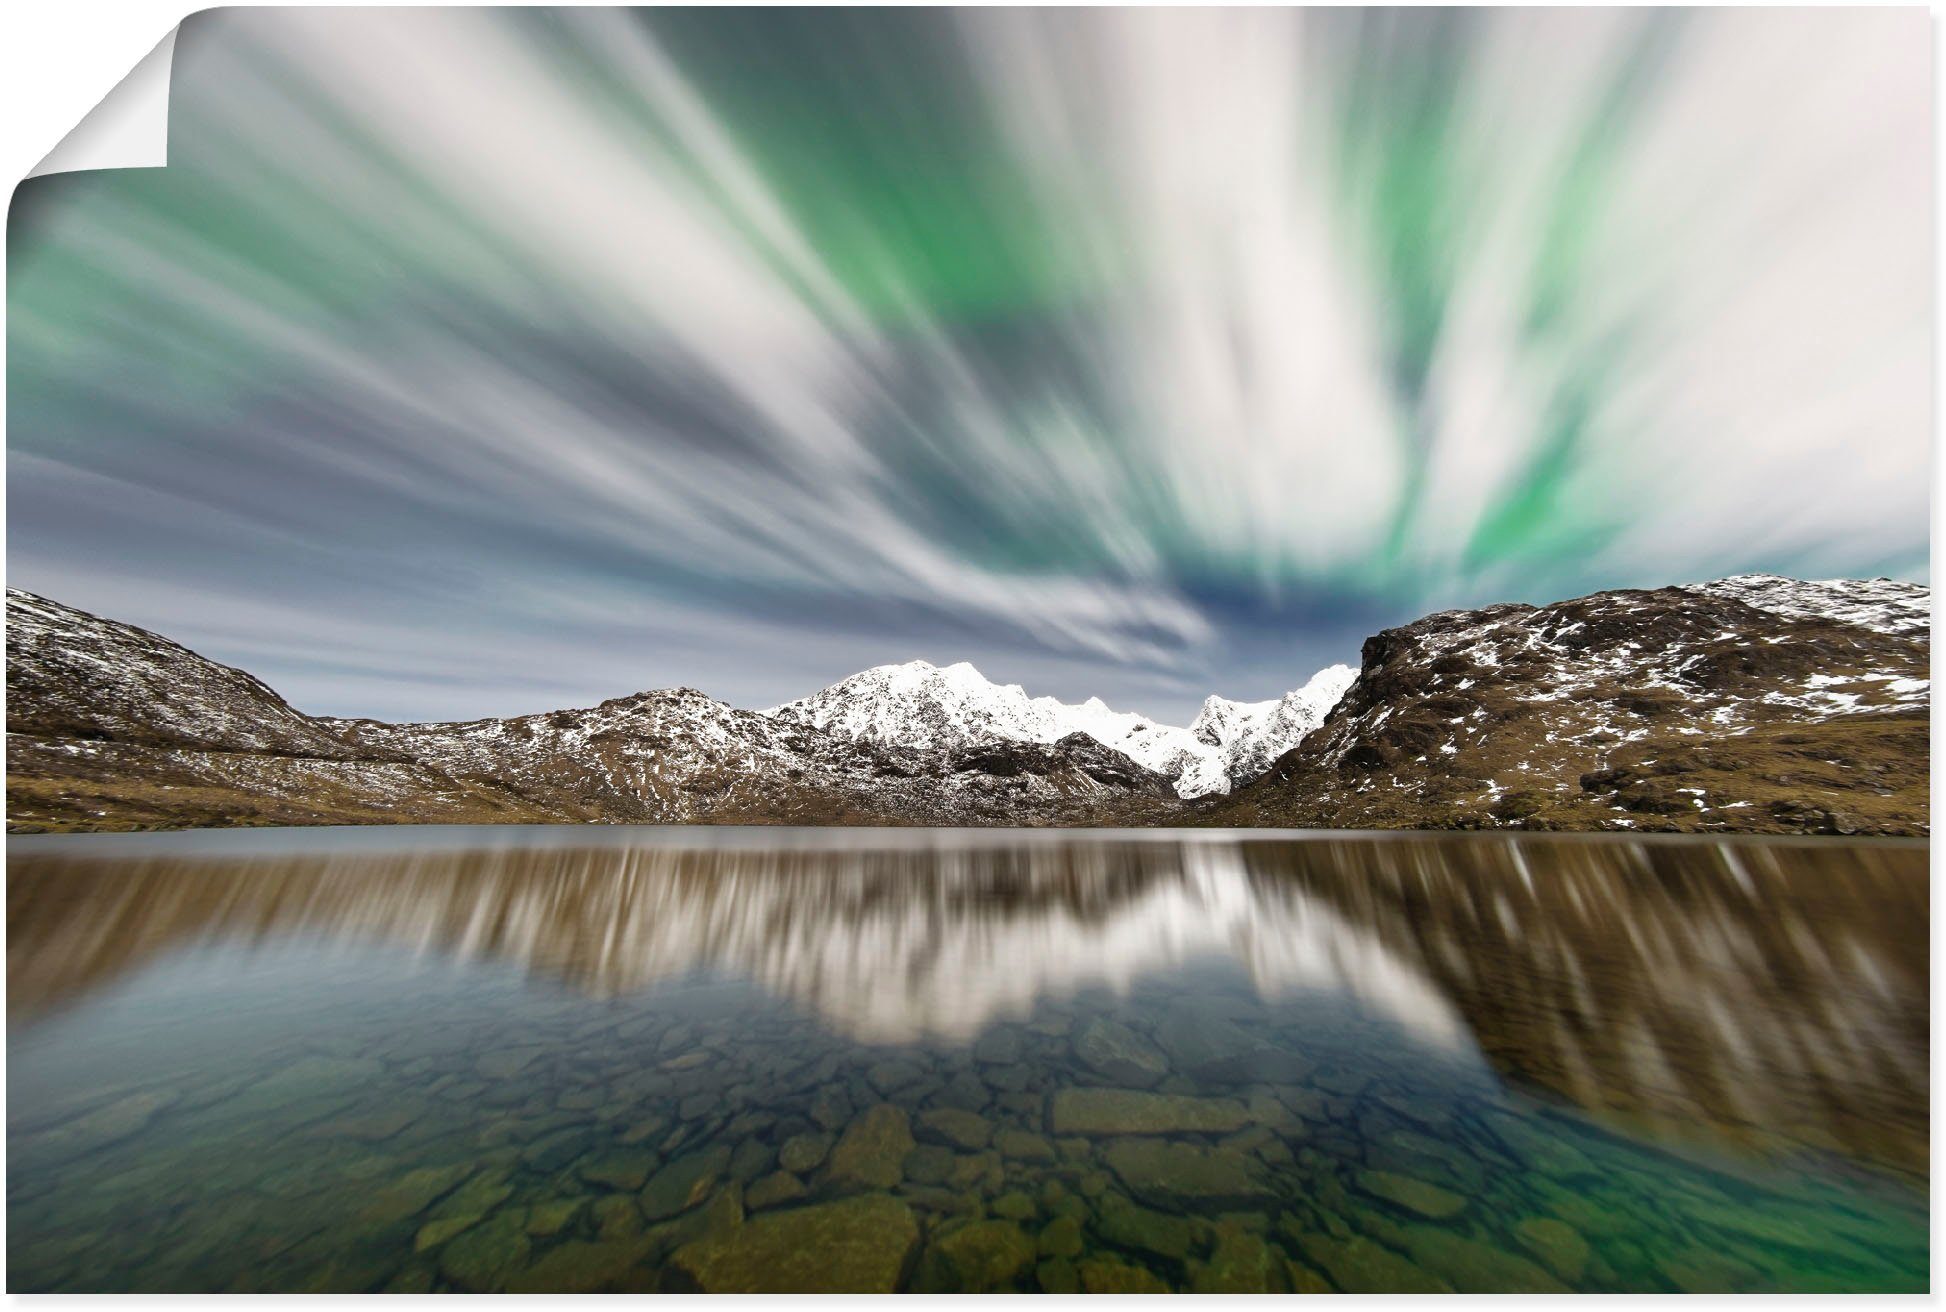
7 7 1931 725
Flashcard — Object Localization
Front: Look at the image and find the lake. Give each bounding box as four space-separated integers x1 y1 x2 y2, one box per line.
6 827 1928 1292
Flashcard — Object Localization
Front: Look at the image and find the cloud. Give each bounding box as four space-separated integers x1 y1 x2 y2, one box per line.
7 9 1928 722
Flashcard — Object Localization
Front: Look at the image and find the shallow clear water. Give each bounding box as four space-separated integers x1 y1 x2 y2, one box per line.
7 827 1928 1293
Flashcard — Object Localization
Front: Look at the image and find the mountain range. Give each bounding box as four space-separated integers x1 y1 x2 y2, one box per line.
4 574 1929 835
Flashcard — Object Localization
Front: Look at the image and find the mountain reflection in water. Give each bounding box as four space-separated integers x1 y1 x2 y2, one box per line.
9 828 1925 1179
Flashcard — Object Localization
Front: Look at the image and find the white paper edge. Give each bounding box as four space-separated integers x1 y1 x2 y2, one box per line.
27 26 179 179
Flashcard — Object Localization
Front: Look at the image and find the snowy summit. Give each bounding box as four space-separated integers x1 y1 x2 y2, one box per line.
766 659 1356 797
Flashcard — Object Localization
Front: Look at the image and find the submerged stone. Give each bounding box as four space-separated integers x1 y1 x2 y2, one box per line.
1049 1088 1251 1137
744 1171 808 1211
1515 1216 1590 1283
640 1145 732 1220
1072 1019 1168 1088
1291 1231 1453 1293
578 1149 659 1193
1036 1257 1082 1294
1101 1138 1271 1208
503 1237 657 1294
1357 1169 1468 1219
1192 1229 1284 1293
777 1132 831 1174
524 1197 588 1237
919 1219 1036 1292
916 1107 992 1151
1079 1257 1171 1293
1401 1226 1570 1293
1037 1215 1084 1259
994 1128 1055 1161
668 1193 919 1293
438 1211 532 1292
358 1164 472 1227
30 1090 180 1161
1094 1193 1199 1260
825 1105 914 1189
903 1144 956 1185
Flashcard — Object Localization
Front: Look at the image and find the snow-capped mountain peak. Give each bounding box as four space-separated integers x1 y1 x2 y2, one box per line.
767 658 1356 797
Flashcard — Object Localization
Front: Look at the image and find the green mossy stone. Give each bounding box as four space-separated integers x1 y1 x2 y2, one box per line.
438 1211 532 1293
903 1143 956 1185
1037 1214 1084 1258
1357 1169 1468 1219
1094 1193 1199 1260
1401 1226 1569 1293
640 1145 732 1220
916 1107 992 1151
920 1218 1036 1292
358 1164 472 1227
777 1132 832 1174
503 1237 658 1294
1036 1257 1081 1293
824 1105 914 1189
1514 1216 1590 1282
579 1149 659 1192
668 1193 919 1293
1078 1257 1171 1293
1290 1230 1454 1293
1191 1229 1285 1293
1102 1138 1272 1208
744 1171 808 1211
1049 1088 1251 1136
524 1197 588 1237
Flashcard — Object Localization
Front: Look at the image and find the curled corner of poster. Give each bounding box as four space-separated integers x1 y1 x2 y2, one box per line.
28 26 179 179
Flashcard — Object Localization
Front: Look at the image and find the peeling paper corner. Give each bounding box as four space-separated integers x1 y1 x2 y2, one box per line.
28 26 179 179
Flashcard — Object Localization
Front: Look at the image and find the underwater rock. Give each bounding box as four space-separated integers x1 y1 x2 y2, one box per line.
1072 1019 1168 1087
903 1144 956 1185
1401 1226 1569 1293
1094 1192 1199 1259
1037 1214 1084 1258
972 1027 1023 1065
524 1197 587 1237
668 1193 919 1293
476 1048 545 1080
825 1105 914 1189
918 1219 1036 1291
916 1107 992 1151
1357 1169 1468 1219
777 1132 831 1174
358 1164 472 1227
640 1145 732 1220
867 1061 926 1095
578 1149 659 1192
1049 1088 1250 1136
1078 1256 1170 1292
1290 1231 1453 1293
994 1128 1055 1161
1515 1216 1590 1282
1036 1257 1082 1293
1101 1138 1271 1209
503 1237 657 1293
28 1089 180 1160
1191 1229 1285 1293
744 1171 808 1210
438 1210 531 1292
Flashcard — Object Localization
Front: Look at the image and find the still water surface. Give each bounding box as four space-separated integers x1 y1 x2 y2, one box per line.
7 827 1928 1292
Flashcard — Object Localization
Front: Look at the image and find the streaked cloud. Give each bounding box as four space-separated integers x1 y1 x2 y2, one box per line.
8 8 1928 721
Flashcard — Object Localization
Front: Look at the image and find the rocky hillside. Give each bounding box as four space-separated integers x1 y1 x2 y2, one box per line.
1207 576 1929 835
5 591 1177 833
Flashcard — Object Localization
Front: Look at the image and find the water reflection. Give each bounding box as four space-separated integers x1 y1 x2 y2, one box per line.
9 829 1926 1178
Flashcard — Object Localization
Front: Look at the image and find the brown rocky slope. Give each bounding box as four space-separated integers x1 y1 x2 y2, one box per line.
1203 575 1928 835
